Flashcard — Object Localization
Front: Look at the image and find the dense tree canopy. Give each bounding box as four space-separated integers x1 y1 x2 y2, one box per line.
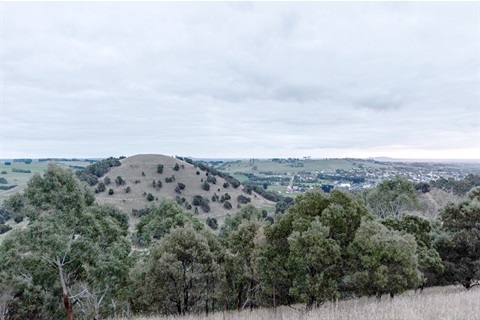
0 164 130 319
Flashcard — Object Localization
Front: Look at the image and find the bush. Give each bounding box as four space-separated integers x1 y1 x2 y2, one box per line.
202 181 210 191
223 182 229 188
224 193 231 201
115 176 125 186
12 169 31 173
0 177 8 184
1 171 7 174
178 182 185 190
237 195 251 204
157 164 164 174
173 163 180 171
192 195 210 212
223 201 232 210
4 162 11 165
206 217 218 230
108 189 114 195
262 209 268 218
207 175 217 184
96 181 106 193
196 171 200 175
13 214 24 223
175 186 181 194
147 193 154 201
193 195 205 206
125 186 131 193
0 224 12 234
201 203 210 213
104 176 111 185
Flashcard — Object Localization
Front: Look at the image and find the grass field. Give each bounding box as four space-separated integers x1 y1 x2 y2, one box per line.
217 159 394 179
127 286 479 320
0 160 95 204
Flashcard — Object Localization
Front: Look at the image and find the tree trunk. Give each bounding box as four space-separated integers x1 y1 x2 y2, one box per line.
57 261 73 320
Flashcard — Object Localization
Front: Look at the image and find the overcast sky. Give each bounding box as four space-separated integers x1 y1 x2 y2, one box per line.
1 1 479 160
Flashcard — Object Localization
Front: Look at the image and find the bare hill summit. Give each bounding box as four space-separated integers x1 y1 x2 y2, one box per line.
92 154 271 227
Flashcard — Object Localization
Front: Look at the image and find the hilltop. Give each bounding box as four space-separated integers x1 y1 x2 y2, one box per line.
90 154 272 227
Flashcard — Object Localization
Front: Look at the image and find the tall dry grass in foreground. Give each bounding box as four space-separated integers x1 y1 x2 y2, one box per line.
128 286 480 320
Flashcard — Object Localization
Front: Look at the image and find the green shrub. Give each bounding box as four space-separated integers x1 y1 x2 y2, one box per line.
0 224 12 234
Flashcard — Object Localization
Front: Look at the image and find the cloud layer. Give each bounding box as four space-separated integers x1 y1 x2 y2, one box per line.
2 2 479 159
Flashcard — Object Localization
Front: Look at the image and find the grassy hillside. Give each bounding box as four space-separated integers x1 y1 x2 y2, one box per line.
130 285 479 320
91 154 272 227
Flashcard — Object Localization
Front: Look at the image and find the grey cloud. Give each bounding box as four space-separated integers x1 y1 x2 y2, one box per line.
1 1 478 159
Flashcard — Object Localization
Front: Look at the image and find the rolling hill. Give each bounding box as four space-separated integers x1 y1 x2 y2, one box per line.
91 154 273 227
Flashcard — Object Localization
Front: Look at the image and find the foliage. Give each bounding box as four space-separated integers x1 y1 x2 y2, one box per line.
157 164 164 174
349 218 421 298
130 226 224 315
430 174 480 196
436 187 480 287
216 205 265 310
76 157 121 186
193 195 211 213
0 164 130 319
366 176 420 218
288 218 341 307
95 181 106 193
382 215 443 286
0 224 12 234
206 217 218 230
147 193 154 202
133 200 203 247
173 163 180 171
237 195 251 204
261 190 373 307
115 176 125 186
202 181 210 191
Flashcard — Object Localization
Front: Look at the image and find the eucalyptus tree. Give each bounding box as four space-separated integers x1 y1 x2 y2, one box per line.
0 164 131 319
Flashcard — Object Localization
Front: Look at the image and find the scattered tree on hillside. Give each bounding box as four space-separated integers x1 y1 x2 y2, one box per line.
206 217 218 230
223 201 232 210
157 164 164 174
116 176 126 186
202 181 210 191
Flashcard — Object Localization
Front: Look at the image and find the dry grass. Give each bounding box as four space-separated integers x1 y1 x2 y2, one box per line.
126 286 480 320
93 154 272 230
